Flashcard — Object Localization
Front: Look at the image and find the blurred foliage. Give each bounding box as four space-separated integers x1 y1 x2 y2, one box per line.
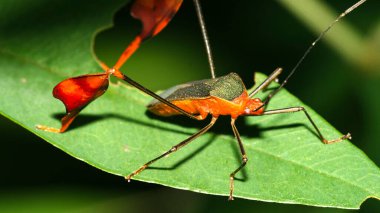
1 0 380 212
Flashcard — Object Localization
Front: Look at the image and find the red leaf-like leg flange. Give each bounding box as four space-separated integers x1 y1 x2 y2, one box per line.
37 73 109 133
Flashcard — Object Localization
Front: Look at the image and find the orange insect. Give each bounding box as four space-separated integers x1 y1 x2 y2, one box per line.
38 0 366 200
125 0 364 200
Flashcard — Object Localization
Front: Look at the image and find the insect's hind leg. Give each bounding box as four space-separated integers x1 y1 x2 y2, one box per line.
262 107 351 144
125 116 218 181
228 118 248 201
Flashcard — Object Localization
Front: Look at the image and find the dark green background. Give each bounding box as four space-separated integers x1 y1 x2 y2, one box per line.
1 0 379 212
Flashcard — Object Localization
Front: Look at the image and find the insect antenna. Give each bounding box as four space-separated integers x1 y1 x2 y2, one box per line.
255 0 367 111
193 0 216 79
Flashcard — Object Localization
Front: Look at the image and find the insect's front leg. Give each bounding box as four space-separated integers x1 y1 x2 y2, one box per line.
250 67 283 97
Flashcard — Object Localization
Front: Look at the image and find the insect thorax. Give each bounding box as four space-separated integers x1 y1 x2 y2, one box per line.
149 72 246 107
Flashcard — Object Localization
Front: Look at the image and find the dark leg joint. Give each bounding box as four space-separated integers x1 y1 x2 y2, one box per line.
242 155 248 163
229 155 248 201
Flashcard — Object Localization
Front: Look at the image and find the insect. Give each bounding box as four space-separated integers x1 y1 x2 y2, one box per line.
125 0 366 200
37 0 367 201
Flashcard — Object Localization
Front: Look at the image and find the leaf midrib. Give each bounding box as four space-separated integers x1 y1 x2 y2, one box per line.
0 47 67 77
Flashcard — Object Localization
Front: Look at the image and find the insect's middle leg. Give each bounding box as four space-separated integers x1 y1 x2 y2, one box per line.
125 116 218 181
262 107 351 144
228 118 248 201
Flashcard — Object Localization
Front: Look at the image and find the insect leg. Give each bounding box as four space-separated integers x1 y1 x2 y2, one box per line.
249 67 283 97
262 107 351 144
125 116 218 181
193 0 216 79
111 69 202 120
229 118 248 201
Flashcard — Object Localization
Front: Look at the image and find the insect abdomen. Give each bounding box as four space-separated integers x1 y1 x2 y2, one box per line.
148 91 250 119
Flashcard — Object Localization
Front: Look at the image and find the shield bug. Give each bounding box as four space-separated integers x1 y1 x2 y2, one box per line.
124 0 366 200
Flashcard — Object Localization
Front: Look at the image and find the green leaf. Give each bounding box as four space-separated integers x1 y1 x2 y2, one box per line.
1 0 379 209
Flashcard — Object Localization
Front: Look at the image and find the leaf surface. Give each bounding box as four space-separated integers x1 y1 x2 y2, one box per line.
0 0 379 209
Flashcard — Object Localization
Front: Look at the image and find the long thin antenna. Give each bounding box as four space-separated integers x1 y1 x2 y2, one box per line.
193 0 216 79
256 0 367 110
